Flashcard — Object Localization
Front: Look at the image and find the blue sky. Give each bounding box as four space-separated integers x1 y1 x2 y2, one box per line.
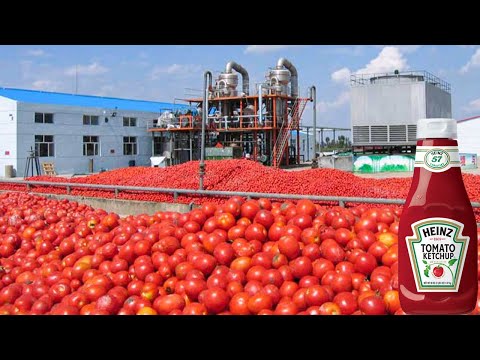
1 45 479 133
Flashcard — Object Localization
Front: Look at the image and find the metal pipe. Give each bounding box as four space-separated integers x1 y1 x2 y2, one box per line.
310 86 318 168
276 58 298 98
3 178 480 208
226 61 249 95
258 84 266 127
306 127 309 162
200 71 212 190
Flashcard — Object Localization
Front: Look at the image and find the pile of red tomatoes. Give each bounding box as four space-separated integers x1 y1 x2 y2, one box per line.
1 192 479 315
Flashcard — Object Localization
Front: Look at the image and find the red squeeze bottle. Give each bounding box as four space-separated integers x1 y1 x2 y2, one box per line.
399 118 478 314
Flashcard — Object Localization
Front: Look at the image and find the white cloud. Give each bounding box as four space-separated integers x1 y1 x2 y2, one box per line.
463 97 480 113
244 45 305 54
357 46 409 74
317 91 350 113
460 49 480 74
331 67 351 84
150 64 201 79
65 62 109 76
27 49 49 57
331 46 410 86
373 45 421 53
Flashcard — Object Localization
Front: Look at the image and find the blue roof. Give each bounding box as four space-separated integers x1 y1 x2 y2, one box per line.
0 87 194 114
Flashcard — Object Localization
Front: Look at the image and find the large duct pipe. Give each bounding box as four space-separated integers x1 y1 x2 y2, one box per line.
276 58 298 98
225 61 250 95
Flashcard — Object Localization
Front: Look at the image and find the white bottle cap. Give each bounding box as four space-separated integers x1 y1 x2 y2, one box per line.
416 118 457 139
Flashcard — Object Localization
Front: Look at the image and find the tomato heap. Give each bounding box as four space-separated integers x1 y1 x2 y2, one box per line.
1 192 479 315
1 159 480 221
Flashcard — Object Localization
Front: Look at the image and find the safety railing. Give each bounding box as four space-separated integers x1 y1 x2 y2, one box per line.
2 179 480 209
147 115 200 130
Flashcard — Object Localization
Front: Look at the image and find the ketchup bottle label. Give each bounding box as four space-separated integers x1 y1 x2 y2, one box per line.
406 217 470 292
414 146 461 173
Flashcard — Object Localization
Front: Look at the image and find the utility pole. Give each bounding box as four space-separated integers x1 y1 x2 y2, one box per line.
309 86 318 169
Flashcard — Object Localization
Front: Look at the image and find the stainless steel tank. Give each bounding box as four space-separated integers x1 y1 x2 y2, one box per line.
216 72 238 97
269 68 290 95
269 68 291 85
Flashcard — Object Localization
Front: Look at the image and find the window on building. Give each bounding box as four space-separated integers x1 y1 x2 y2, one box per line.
34 135 54 157
153 136 163 156
34 113 54 124
123 136 137 155
83 115 99 125
123 117 137 127
302 139 306 152
83 136 99 156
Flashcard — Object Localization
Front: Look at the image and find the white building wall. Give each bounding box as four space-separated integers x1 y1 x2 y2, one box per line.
0 96 17 177
16 102 157 176
458 118 480 155
351 82 426 127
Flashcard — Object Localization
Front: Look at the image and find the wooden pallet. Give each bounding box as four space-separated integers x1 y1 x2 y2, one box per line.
42 162 57 176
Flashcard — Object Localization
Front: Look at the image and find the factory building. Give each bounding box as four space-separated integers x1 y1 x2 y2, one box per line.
0 88 190 177
457 116 480 169
350 70 452 173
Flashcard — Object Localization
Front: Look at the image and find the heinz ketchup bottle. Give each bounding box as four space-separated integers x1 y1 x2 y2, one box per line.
399 118 477 314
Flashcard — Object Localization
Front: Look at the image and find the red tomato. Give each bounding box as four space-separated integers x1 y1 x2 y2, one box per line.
359 295 387 315
153 294 185 315
333 292 358 315
200 287 229 314
278 235 301 260
247 293 273 314
229 292 251 315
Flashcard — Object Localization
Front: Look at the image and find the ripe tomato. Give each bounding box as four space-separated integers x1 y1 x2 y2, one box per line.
320 239 345 264
381 244 398 267
354 253 377 275
354 217 377 233
359 295 386 315
333 292 357 315
152 294 185 314
296 200 317 217
274 301 298 315
298 275 319 288
383 290 400 314
289 256 312 279
330 273 352 294
278 235 300 260
377 232 398 248
200 287 229 314
229 292 251 315
261 269 283 288
216 213 236 231
312 258 335 279
247 293 273 314
244 224 267 243
335 228 353 246
279 281 299 298
254 210 275 229
305 285 329 307
318 302 342 315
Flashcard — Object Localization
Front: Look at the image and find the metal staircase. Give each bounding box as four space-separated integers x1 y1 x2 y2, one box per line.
272 97 310 167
